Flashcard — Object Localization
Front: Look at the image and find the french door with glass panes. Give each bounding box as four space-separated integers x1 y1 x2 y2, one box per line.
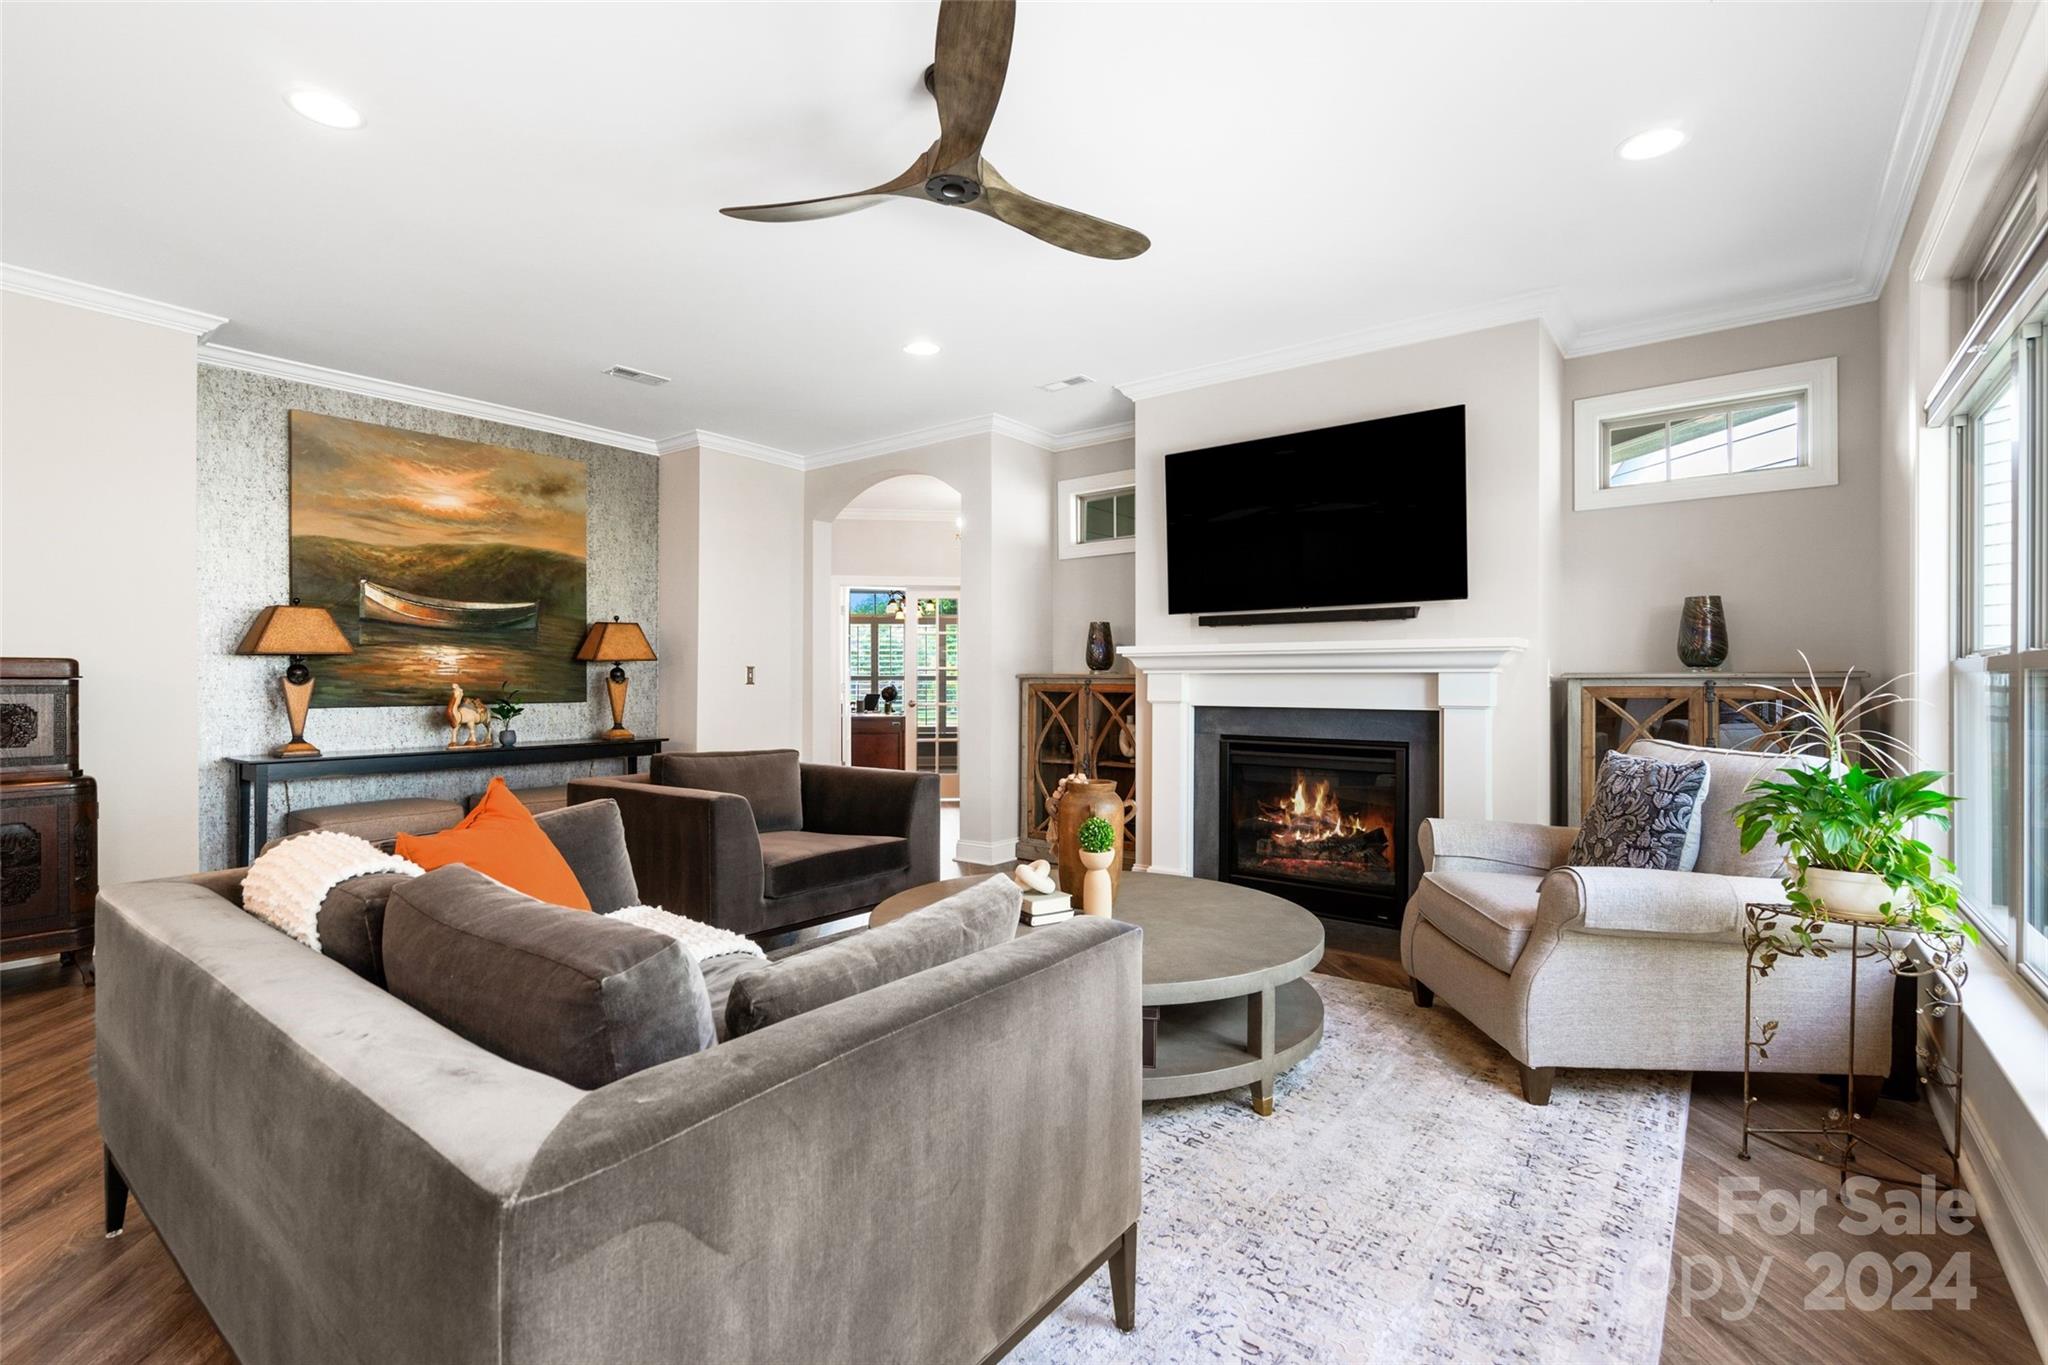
844 586 960 777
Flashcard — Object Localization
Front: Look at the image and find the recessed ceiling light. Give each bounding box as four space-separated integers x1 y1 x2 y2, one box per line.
287 88 364 130
1617 127 1686 161
903 339 941 357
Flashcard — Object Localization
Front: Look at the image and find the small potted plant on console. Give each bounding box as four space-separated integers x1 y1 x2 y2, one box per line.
490 682 526 748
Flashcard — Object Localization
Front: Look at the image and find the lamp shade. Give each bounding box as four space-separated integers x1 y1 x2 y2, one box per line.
235 604 353 657
575 619 656 664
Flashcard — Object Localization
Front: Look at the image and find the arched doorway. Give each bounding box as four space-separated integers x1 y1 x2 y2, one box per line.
822 474 966 869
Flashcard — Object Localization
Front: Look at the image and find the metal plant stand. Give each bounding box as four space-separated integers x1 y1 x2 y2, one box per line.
1741 901 1967 1187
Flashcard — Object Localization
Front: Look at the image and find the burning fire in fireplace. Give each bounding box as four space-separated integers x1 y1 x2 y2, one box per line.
1240 769 1397 890
1256 772 1385 847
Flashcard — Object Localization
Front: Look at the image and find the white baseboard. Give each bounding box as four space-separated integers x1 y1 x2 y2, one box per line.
953 838 1016 867
1934 1088 2048 1362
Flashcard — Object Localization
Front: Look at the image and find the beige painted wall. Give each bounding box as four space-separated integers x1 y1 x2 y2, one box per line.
976 433 1055 857
1132 320 1558 822
1050 436 1137 673
694 450 804 749
830 516 962 581
657 446 804 751
0 294 200 881
656 446 702 748
1556 303 1884 674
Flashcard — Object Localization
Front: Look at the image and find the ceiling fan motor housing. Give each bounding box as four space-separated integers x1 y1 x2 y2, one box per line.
924 173 982 205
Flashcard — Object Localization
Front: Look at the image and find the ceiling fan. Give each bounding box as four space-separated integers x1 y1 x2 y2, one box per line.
720 0 1149 260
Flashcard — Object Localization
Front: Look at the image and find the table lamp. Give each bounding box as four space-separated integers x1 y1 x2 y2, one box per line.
576 617 657 741
235 601 354 757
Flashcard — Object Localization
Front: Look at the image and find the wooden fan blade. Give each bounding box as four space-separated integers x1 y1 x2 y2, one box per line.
931 0 1014 170
974 161 1150 260
721 153 931 223
720 193 894 223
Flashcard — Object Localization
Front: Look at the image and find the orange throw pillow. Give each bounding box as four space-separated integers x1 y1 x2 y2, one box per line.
394 778 591 911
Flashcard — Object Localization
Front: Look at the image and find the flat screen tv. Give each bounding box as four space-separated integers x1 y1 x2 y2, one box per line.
1164 404 1468 616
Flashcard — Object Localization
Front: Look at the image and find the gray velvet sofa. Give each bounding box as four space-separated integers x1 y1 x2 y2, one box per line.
96 801 1141 1364
571 748 939 937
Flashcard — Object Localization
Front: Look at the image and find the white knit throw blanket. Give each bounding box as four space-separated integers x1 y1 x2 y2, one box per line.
606 906 765 965
241 831 422 952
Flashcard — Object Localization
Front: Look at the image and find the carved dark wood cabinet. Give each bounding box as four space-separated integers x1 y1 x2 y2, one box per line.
1556 670 1865 823
1018 674 1139 868
0 659 96 981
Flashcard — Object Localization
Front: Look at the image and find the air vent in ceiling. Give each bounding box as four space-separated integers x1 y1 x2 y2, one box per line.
1039 374 1094 392
604 364 671 386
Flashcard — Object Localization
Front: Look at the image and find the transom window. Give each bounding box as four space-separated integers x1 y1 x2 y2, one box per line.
1572 358 1838 511
1076 487 1135 545
1057 467 1139 560
1601 392 1805 489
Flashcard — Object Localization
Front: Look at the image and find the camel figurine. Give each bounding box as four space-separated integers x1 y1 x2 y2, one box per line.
446 684 492 749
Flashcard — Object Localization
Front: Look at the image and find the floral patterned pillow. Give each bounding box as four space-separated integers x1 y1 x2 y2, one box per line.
1568 751 1712 871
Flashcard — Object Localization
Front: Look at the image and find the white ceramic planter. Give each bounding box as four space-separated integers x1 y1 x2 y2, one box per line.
1800 867 1898 923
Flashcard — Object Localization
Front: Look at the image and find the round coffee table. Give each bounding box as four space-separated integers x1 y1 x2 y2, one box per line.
871 870 1325 1114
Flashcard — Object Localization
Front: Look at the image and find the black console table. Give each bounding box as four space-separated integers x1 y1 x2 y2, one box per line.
225 738 666 864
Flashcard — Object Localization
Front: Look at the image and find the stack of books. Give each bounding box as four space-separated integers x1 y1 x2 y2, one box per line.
1020 889 1074 926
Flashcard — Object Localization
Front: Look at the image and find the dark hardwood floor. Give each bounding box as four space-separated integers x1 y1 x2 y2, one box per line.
3 926 2036 1364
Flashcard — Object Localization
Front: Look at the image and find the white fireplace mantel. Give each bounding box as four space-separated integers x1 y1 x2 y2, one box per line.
1119 637 1528 875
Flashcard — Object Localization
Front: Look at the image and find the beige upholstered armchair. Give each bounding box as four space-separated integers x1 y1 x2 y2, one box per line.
1400 739 1892 1104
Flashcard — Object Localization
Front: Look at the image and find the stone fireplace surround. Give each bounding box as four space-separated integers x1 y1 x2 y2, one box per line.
1119 639 1527 876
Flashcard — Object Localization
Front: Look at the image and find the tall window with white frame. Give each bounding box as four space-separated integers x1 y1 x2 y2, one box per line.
1952 319 2047 997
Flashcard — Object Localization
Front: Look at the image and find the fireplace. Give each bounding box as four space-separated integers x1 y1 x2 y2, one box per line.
1219 735 1409 924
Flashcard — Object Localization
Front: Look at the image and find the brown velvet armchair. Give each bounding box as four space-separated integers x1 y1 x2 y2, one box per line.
569 749 939 937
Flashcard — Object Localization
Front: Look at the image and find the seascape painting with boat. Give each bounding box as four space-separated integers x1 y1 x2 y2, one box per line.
288 411 588 708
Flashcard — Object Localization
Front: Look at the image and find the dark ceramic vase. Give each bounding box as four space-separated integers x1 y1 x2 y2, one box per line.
1677 596 1729 670
1085 621 1116 673
498 729 518 748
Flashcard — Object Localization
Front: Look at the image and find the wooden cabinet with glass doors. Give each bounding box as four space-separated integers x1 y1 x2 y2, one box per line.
1557 671 1866 822
1017 675 1139 868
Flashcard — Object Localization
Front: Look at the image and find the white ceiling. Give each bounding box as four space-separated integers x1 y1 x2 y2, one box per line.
1 2 1950 457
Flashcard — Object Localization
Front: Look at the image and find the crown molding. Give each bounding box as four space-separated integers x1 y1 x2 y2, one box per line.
1048 420 1135 451
806 414 1011 470
807 414 1131 468
1 264 227 338
1862 0 1980 293
1560 276 1881 358
834 506 960 524
198 343 659 453
655 428 806 469
989 413 1062 449
1115 289 1573 402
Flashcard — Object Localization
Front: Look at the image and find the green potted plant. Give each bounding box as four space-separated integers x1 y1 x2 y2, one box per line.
1076 815 1117 917
1728 660 1971 941
489 682 526 748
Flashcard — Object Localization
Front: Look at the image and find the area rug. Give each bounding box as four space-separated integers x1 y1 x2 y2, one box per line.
1013 975 1689 1364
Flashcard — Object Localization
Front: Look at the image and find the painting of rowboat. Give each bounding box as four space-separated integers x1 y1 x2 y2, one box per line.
288 411 587 707
358 580 540 632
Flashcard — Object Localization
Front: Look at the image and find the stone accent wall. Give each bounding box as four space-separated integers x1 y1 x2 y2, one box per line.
195 366 659 869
